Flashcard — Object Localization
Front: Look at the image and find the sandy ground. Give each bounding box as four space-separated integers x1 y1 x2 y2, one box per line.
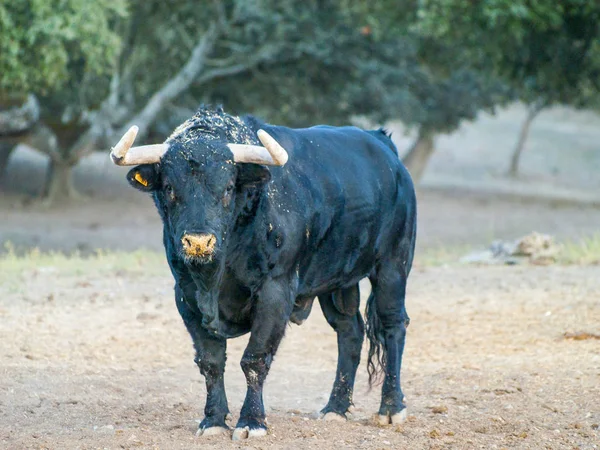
0 264 598 449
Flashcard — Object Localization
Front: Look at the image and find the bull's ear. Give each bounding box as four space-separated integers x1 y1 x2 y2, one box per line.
236 164 271 188
127 165 159 192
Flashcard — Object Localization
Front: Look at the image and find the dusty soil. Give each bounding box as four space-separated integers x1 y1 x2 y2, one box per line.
0 264 599 450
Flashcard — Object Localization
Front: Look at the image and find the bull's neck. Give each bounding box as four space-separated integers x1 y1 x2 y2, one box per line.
225 187 271 285
232 185 268 233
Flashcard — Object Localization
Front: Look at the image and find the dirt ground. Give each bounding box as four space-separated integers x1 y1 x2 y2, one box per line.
1 193 599 450
1 263 599 450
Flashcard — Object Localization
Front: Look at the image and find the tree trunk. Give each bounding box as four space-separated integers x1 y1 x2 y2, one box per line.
14 123 79 204
43 160 78 204
0 142 16 180
402 131 435 183
508 103 544 177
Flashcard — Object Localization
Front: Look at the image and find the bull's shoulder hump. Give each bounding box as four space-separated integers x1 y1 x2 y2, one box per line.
265 125 384 148
260 124 400 166
262 124 365 138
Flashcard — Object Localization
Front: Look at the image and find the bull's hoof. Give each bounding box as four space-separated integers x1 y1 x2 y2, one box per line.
319 402 354 421
320 412 346 421
197 414 231 436
196 426 229 437
232 417 267 440
232 426 267 440
377 408 407 426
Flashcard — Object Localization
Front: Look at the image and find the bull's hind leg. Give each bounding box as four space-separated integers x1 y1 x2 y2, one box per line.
175 285 230 436
368 266 410 425
318 285 364 420
233 279 293 440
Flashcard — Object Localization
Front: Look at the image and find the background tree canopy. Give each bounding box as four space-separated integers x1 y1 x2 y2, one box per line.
417 0 600 175
0 0 125 95
417 0 600 106
2 0 594 203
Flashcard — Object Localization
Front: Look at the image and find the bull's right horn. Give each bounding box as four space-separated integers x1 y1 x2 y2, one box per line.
110 125 169 166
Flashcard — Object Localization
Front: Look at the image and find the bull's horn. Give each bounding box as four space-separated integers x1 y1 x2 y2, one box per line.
227 129 288 166
257 129 288 165
110 125 169 166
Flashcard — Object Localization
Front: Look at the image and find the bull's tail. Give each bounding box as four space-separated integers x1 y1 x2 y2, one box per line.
365 290 386 388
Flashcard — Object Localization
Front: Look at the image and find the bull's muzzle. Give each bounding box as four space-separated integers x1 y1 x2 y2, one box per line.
181 233 217 258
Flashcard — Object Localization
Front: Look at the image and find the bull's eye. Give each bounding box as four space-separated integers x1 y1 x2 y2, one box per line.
222 181 234 207
164 184 175 202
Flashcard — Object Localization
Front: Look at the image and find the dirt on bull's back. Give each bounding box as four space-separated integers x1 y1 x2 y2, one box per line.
0 265 599 449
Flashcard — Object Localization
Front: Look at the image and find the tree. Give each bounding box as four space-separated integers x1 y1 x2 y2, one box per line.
0 0 126 199
204 1 512 182
4 0 402 200
1 0 513 201
508 100 545 177
417 0 600 175
4 0 316 202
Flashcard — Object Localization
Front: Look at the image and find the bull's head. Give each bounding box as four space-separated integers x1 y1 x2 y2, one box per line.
110 123 288 331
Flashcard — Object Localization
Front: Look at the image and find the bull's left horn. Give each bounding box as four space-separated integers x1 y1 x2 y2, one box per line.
227 130 289 166
110 125 169 166
257 129 288 166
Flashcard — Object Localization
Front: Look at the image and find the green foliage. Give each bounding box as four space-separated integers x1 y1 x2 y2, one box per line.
2 0 514 152
417 0 600 106
198 0 511 132
0 0 126 95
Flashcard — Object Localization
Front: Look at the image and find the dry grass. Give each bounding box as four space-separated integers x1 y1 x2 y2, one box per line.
558 233 600 265
414 244 475 267
1 233 598 288
0 242 167 284
417 233 600 267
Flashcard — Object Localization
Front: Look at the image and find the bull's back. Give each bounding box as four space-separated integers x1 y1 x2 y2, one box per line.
264 125 414 296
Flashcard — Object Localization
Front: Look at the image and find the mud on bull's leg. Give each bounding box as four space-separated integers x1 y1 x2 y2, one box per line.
175 285 231 436
371 271 410 426
194 338 230 436
318 286 364 420
232 352 272 440
233 280 292 440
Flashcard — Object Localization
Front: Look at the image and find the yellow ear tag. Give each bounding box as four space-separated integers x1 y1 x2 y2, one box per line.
134 172 148 187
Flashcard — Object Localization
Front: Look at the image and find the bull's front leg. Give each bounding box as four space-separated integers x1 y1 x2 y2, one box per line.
232 280 292 440
175 285 230 436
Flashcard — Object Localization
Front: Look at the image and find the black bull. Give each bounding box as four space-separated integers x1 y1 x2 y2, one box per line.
123 108 417 439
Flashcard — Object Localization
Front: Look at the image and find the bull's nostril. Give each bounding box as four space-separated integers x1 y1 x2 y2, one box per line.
181 233 217 257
